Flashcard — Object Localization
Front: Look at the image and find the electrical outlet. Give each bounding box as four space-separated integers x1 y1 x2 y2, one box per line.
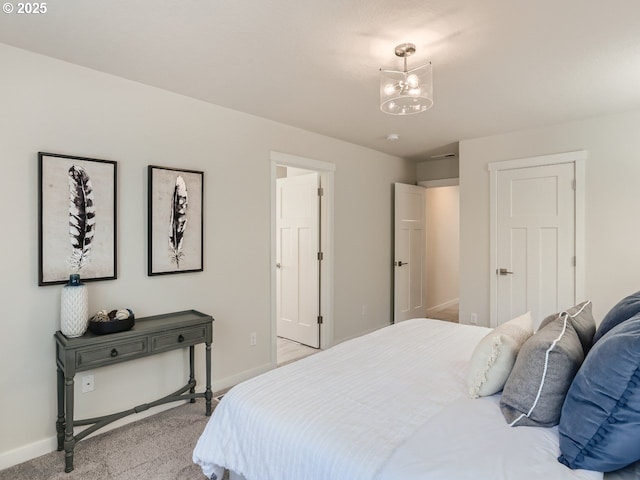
361 304 367 316
250 332 257 346
470 313 478 325
81 374 94 393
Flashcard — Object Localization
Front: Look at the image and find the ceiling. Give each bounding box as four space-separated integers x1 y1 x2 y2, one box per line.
1 0 640 162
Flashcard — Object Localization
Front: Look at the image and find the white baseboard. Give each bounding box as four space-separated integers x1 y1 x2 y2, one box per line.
0 401 181 471
426 298 459 316
0 363 275 471
0 436 58 472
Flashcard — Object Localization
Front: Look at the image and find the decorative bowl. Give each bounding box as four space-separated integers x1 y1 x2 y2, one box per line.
88 317 135 335
88 310 135 335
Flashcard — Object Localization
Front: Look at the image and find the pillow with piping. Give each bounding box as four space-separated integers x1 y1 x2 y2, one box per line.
465 311 533 398
538 300 596 354
500 304 589 427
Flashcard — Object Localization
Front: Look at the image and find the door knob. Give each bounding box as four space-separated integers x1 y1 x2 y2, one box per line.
497 268 514 275
395 261 408 267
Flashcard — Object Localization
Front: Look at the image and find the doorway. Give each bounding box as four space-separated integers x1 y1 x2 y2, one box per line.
393 181 460 323
419 179 460 322
424 181 459 322
270 152 335 367
489 151 586 327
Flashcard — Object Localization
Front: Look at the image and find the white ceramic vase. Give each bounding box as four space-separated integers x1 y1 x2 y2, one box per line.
60 274 89 338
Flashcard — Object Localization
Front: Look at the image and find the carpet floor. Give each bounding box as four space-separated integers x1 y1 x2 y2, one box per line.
0 400 221 480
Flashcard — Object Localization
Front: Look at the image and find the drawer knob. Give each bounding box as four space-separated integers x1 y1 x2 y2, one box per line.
178 334 185 343
110 348 118 357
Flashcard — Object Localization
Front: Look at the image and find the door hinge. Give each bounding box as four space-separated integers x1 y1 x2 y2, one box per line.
572 256 576 267
318 187 324 197
317 315 323 324
317 251 323 261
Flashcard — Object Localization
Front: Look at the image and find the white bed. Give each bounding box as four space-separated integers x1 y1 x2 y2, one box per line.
193 319 631 480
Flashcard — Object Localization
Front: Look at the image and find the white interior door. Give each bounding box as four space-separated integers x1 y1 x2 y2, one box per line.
276 172 320 347
494 163 575 326
394 183 426 322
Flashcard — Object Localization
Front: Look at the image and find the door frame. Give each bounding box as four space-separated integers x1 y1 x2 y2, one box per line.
488 150 586 327
270 151 335 366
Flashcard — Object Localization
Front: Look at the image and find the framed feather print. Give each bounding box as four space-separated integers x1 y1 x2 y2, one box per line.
38 152 117 286
147 165 204 276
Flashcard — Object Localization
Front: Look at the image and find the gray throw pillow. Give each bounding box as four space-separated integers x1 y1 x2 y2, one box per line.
500 312 585 427
538 300 596 354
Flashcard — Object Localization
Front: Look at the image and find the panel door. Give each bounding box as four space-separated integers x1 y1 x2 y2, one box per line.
276 173 320 347
495 163 575 326
394 183 426 322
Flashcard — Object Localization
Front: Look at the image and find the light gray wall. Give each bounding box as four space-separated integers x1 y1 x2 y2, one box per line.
0 43 415 467
459 110 640 327
416 157 459 181
425 186 459 310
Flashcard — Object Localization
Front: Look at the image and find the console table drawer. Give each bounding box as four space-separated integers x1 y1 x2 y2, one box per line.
76 339 148 369
151 326 206 353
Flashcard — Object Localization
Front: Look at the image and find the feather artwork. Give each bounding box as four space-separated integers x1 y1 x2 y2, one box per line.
169 175 188 267
68 165 96 271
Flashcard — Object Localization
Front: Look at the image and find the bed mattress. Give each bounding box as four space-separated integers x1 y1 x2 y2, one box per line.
193 318 604 480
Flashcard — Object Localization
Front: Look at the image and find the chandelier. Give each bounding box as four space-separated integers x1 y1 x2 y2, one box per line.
380 43 433 115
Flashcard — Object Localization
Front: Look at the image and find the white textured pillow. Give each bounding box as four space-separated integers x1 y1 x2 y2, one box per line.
466 312 534 398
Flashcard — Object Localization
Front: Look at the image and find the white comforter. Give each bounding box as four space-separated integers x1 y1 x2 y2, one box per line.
377 395 601 480
193 319 603 480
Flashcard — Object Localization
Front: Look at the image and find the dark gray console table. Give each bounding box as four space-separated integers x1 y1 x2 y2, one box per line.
54 310 213 473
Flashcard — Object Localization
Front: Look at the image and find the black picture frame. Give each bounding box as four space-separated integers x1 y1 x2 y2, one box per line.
38 152 118 286
148 165 204 276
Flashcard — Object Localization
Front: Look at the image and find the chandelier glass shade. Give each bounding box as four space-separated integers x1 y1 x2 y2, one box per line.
380 43 433 115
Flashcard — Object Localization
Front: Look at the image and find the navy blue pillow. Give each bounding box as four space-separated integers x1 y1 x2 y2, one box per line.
593 290 640 343
558 313 640 472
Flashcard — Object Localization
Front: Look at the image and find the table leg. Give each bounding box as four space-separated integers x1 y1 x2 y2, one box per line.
205 342 212 416
189 345 196 403
63 375 75 473
56 367 65 451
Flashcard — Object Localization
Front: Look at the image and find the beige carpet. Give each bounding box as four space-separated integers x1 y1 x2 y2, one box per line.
0 400 216 480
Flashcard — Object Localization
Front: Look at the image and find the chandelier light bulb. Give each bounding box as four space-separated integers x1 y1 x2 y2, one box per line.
406 74 420 88
384 83 396 96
